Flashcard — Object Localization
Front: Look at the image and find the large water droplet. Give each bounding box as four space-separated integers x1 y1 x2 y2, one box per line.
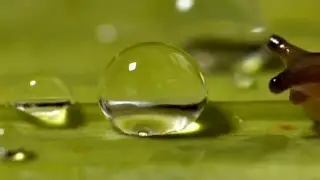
98 42 207 136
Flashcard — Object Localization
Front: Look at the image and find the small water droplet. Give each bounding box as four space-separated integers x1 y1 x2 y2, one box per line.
8 75 83 128
1 148 35 162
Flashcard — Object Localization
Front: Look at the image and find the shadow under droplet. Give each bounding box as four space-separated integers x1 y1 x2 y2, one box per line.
150 101 239 139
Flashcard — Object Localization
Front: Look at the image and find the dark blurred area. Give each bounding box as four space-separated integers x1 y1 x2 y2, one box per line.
1 0 320 98
0 0 275 75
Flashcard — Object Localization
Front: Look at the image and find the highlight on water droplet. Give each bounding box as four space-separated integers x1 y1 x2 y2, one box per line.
138 131 149 137
7 74 83 128
176 0 194 12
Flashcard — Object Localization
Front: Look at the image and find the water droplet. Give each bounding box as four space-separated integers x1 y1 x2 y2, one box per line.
3 148 35 162
8 75 83 128
98 42 207 136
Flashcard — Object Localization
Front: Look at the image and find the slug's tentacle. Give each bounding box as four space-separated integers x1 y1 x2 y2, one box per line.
269 65 320 94
267 34 308 67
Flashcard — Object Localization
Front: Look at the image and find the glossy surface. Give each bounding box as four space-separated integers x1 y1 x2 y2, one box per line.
98 42 207 136
267 35 320 134
8 75 72 102
6 75 80 128
0 73 317 180
0 101 317 180
98 42 206 102
1 0 320 179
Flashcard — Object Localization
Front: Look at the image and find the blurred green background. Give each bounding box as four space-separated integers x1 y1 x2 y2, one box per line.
1 0 320 102
2 1 320 179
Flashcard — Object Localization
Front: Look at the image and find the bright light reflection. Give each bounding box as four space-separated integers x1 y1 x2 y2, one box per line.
29 80 36 86
270 37 279 45
138 132 149 137
16 107 68 126
251 27 265 33
174 122 201 134
106 100 153 107
128 62 137 71
13 152 25 161
173 117 189 131
176 0 194 12
32 109 61 118
0 128 4 136
31 109 66 125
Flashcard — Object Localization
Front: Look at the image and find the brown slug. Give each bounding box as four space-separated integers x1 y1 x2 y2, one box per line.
267 34 320 134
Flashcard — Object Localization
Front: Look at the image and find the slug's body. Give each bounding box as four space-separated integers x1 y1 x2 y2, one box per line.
267 35 320 134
